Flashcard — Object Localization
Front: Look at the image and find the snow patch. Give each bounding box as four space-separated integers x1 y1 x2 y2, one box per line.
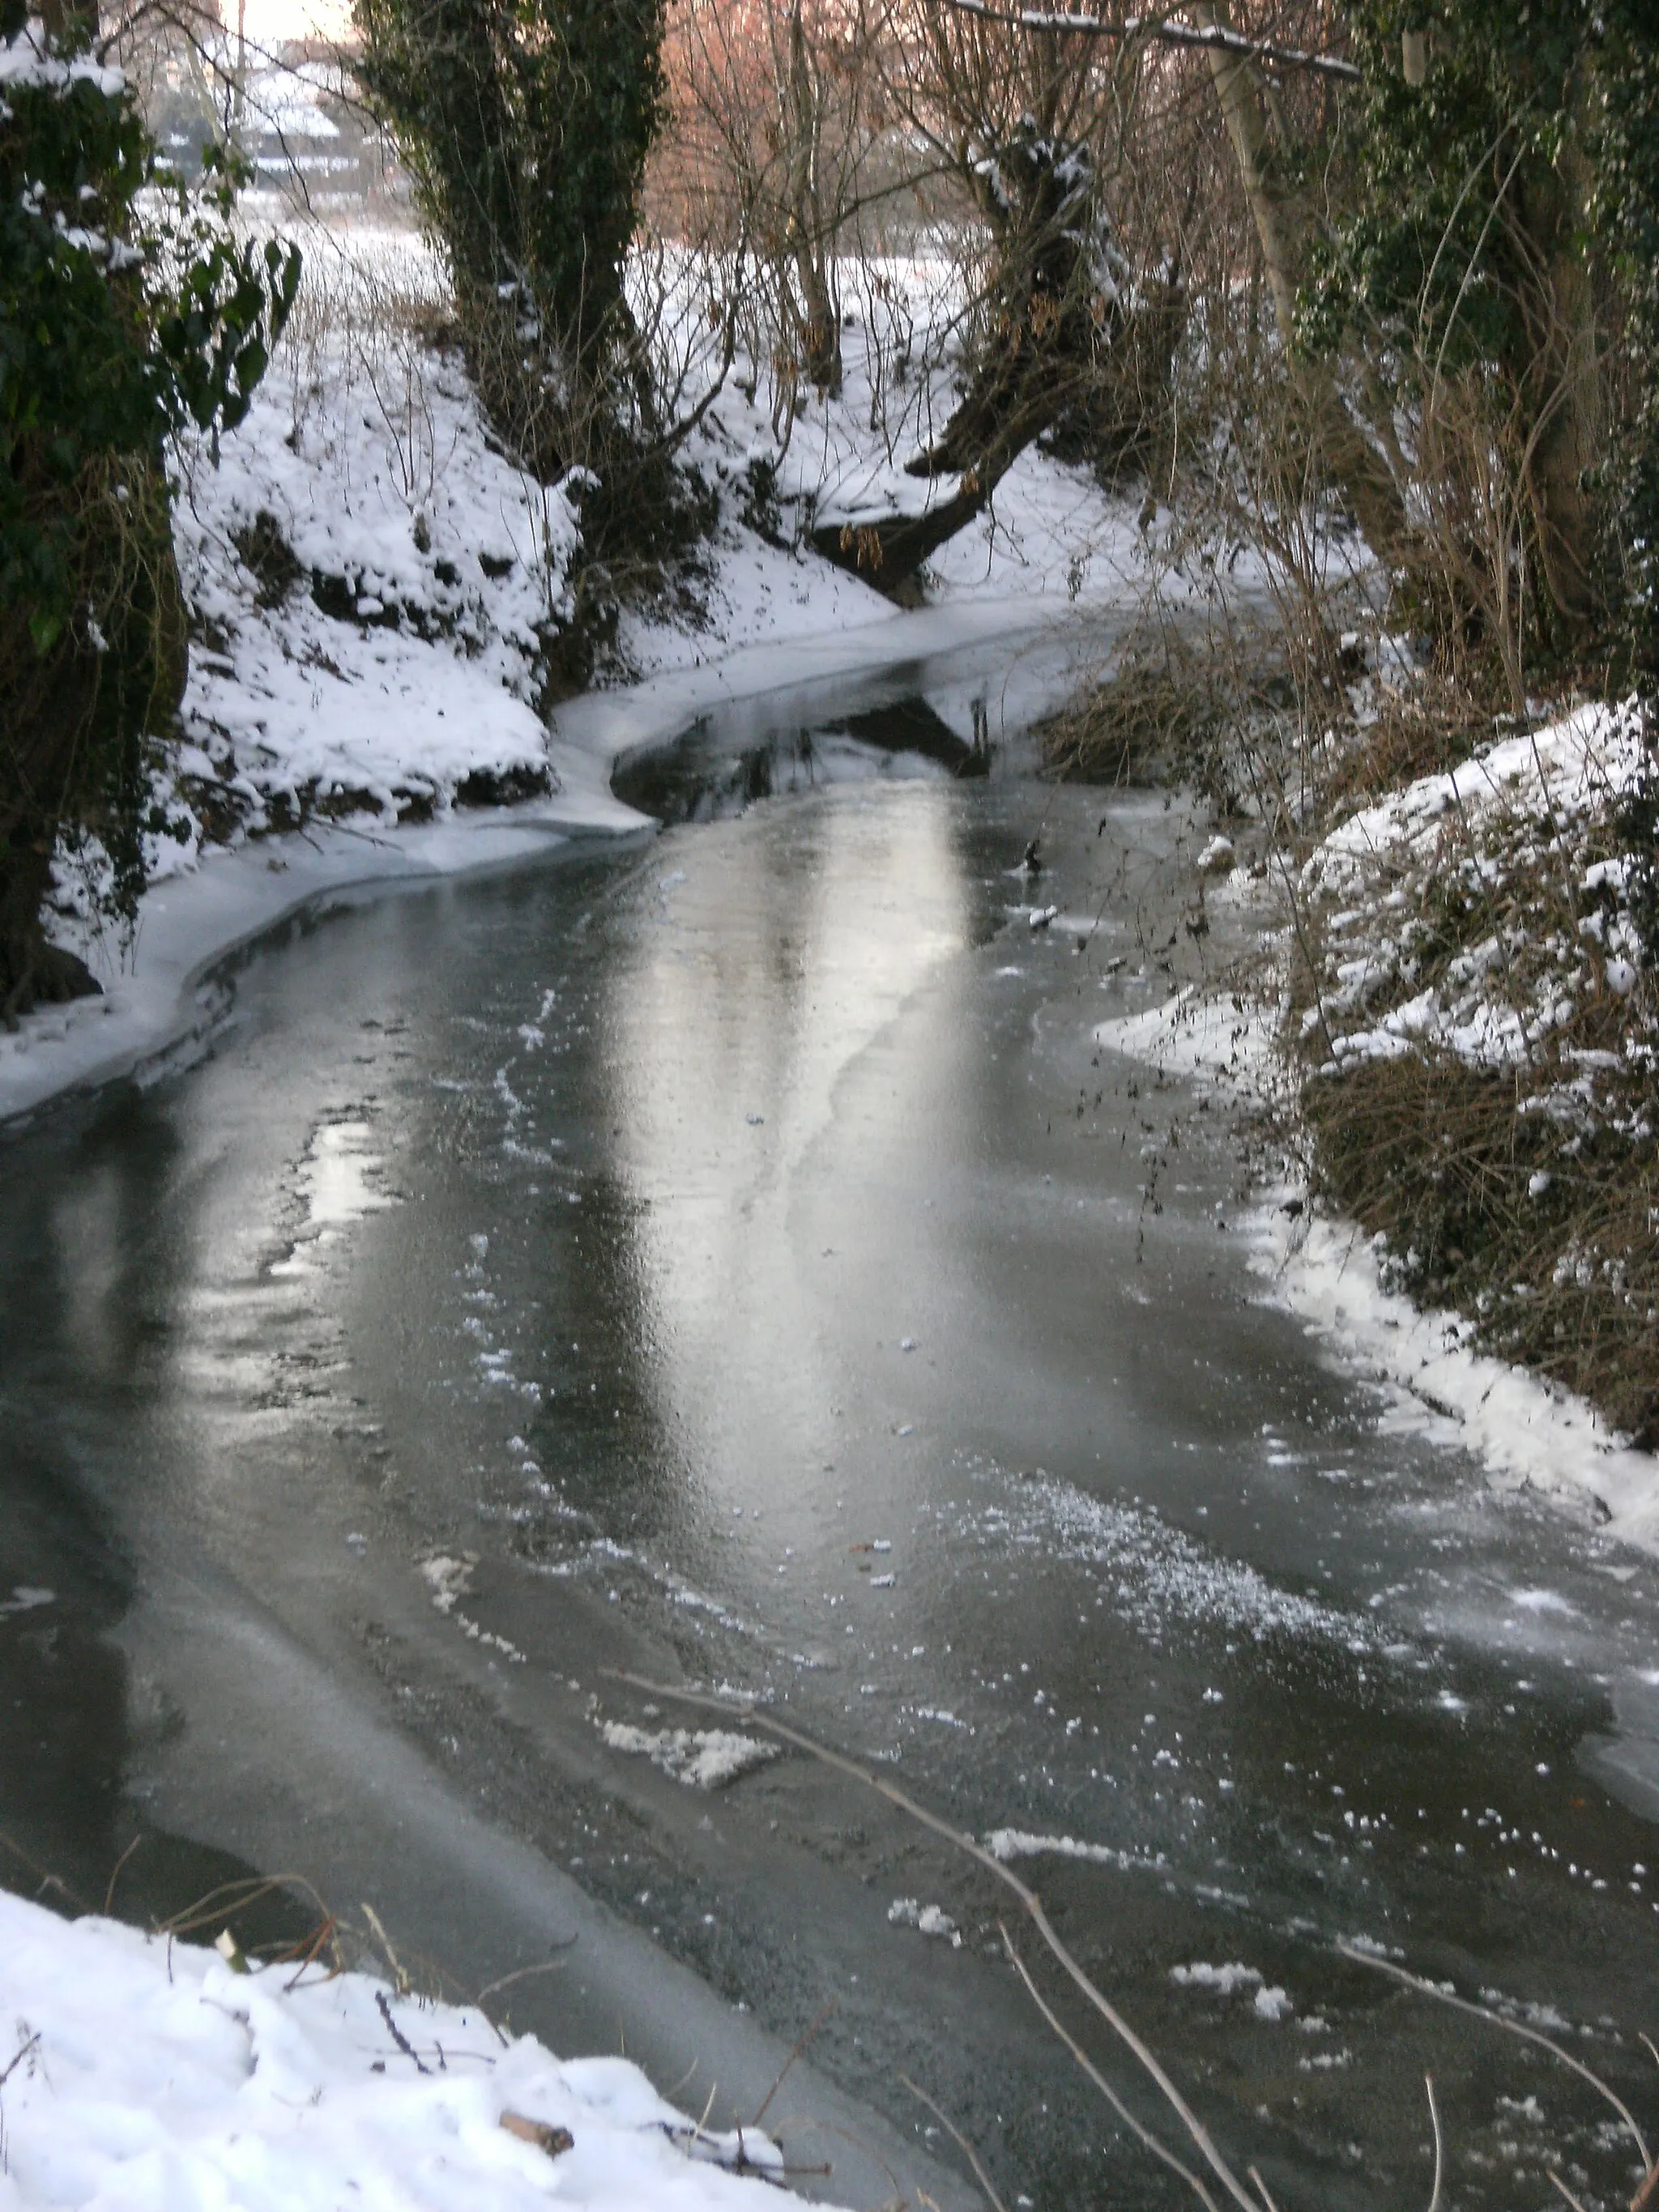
1171 1962 1293 2019
984 1829 1165 1875
597 1721 780 1790
1253 1208 1659 1549
0 1886 807 2212
887 1899 962 1946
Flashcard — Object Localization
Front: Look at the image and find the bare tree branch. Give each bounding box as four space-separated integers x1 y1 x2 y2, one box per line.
928 0 1361 83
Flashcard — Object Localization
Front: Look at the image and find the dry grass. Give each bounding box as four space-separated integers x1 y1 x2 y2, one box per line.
1320 674 1505 814
1037 627 1294 807
1303 1036 1658 1446
1038 657 1216 787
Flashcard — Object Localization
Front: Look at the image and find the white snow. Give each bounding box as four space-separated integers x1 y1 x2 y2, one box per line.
1251 1204 1659 1549
1169 1962 1293 2021
0 23 125 98
0 1886 815 2212
171 232 579 824
983 1830 1163 1876
1094 986 1282 1104
596 1721 780 1790
885 1899 962 1946
1300 700 1647 1074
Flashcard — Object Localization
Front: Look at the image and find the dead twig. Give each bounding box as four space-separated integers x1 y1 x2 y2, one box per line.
501 2110 574 2155
900 2070 1009 2212
376 1988 431 2074
476 1944 579 2012
932 0 1361 80
1337 1943 1650 2170
155 1872 333 1941
1247 2164 1282 2212
753 2000 836 2128
999 1928 1222 2212
475 1949 580 2050
0 1830 87 1915
605 1669 1260 2211
362 1902 410 1995
102 1834 142 1916
275 1915 340 1993
0 2030 41 2091
1424 2073 1444 2212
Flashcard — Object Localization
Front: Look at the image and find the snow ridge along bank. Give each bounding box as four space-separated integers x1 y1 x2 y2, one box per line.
1091 702 1658 1551
0 590 1100 1132
0 1885 828 2212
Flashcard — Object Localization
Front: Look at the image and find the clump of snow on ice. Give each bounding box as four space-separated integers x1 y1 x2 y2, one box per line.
887 1899 962 1946
947 1471 1376 1656
598 1720 779 1789
0 1586 54 1617
985 1829 1165 1874
420 1552 476 1613
1171 1962 1293 2019
1196 834 1235 876
0 1886 804 2212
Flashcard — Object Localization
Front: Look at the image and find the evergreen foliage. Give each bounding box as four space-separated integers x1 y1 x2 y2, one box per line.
353 0 666 374
0 20 298 1019
1591 4 1659 690
1299 2 1658 680
1299 3 1589 377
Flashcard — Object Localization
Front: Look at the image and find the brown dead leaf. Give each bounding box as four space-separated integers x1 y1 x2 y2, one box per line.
501 2112 574 2157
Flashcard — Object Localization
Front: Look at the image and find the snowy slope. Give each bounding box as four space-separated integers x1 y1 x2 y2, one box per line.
0 1887 826 2212
169 228 582 827
1299 700 1648 1072
2 216 1149 1125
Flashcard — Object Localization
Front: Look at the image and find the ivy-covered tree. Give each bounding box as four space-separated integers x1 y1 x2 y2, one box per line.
353 0 666 461
1591 5 1659 693
0 10 299 1021
1300 2 1658 675
1591 6 1659 959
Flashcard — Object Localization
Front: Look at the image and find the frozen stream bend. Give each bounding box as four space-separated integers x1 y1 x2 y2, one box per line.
4 701 1659 2212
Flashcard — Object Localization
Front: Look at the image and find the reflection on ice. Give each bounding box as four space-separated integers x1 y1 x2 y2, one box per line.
271 1118 396 1275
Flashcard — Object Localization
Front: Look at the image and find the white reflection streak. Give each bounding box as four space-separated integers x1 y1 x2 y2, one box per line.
609 789 965 1495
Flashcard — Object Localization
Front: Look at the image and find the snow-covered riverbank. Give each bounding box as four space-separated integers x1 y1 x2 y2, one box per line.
1092 698 1658 1554
0 1887 821 2212
2 218 1141 1129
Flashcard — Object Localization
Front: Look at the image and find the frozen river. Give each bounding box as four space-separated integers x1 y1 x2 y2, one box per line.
3 694 1658 2211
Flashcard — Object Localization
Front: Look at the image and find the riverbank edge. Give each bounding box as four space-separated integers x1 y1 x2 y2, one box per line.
1090 977 1659 1556
0 591 1090 1134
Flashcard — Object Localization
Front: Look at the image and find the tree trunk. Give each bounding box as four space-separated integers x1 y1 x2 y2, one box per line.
781 1 842 394
812 363 1088 591
1191 0 1410 565
1517 147 1602 635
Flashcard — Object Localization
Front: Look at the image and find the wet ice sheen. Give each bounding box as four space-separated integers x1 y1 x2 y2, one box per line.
5 738 1659 2209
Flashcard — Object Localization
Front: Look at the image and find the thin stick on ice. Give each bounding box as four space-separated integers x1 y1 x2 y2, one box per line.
604 1666 1261 2212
